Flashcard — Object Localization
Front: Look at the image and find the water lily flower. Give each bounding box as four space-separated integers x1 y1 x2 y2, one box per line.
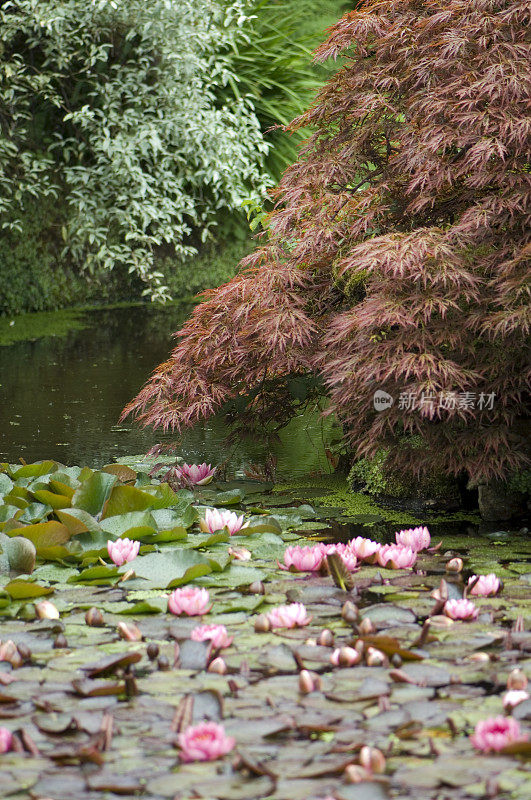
443 598 479 620
468 573 501 597
395 525 430 550
471 716 528 752
349 537 381 562
503 690 529 710
324 543 358 571
200 508 246 535
107 538 140 567
0 727 12 753
174 462 216 486
377 544 417 569
191 623 233 649
168 587 211 616
282 544 325 572
266 602 312 629
178 721 235 762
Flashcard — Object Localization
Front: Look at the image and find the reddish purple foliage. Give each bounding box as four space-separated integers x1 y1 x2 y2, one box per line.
123 0 530 483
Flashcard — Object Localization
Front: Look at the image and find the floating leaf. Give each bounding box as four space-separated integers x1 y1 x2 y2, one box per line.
4 579 53 600
6 520 71 554
72 471 116 515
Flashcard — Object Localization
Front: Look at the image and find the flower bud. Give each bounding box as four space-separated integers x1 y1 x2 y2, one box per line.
359 745 386 774
366 647 386 667
249 581 265 595
507 668 528 691
358 617 375 635
353 638 365 655
146 643 159 661
16 643 31 663
254 614 271 633
53 633 68 649
299 669 321 694
344 764 371 783
317 629 335 647
465 652 490 662
228 546 251 561
341 601 359 624
85 607 104 627
208 657 227 675
331 646 361 667
117 621 142 642
0 640 22 668
446 557 463 573
35 600 60 620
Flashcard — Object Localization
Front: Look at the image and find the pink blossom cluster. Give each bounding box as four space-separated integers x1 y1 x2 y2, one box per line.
266 602 311 629
471 716 528 753
200 508 246 535
174 463 216 487
377 544 417 569
191 624 233 650
107 537 140 566
443 598 479 620
395 525 430 550
168 587 211 616
178 721 235 761
467 573 501 597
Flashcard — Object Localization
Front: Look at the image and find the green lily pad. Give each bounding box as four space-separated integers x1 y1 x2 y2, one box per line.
72 471 116 515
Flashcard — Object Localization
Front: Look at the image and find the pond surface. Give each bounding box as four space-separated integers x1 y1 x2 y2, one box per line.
0 305 334 476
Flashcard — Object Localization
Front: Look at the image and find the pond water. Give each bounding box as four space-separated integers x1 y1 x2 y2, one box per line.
0 304 334 476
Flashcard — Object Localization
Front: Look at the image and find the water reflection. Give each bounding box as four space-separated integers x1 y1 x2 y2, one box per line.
0 305 334 475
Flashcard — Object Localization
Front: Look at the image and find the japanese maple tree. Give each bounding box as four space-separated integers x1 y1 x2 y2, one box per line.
123 0 530 484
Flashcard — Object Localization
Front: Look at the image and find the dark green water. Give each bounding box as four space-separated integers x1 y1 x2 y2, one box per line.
0 305 334 475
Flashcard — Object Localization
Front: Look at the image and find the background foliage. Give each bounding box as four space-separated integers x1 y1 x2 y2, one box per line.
0 0 282 307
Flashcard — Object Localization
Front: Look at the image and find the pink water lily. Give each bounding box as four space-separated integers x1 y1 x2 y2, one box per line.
174 462 216 487
324 543 358 571
282 544 325 572
395 525 430 551
178 721 235 762
471 716 528 752
191 624 233 650
443 598 479 620
200 508 246 535
168 587 211 616
107 537 140 567
468 573 501 597
0 727 12 753
377 544 417 569
349 537 381 562
266 602 312 629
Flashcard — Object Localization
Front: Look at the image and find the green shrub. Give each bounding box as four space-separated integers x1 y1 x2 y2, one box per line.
0 0 271 301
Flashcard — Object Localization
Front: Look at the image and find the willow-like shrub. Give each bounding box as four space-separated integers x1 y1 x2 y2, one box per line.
0 0 271 301
124 0 530 484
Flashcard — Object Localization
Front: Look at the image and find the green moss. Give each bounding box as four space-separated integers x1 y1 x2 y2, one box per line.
0 308 89 346
274 473 422 526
